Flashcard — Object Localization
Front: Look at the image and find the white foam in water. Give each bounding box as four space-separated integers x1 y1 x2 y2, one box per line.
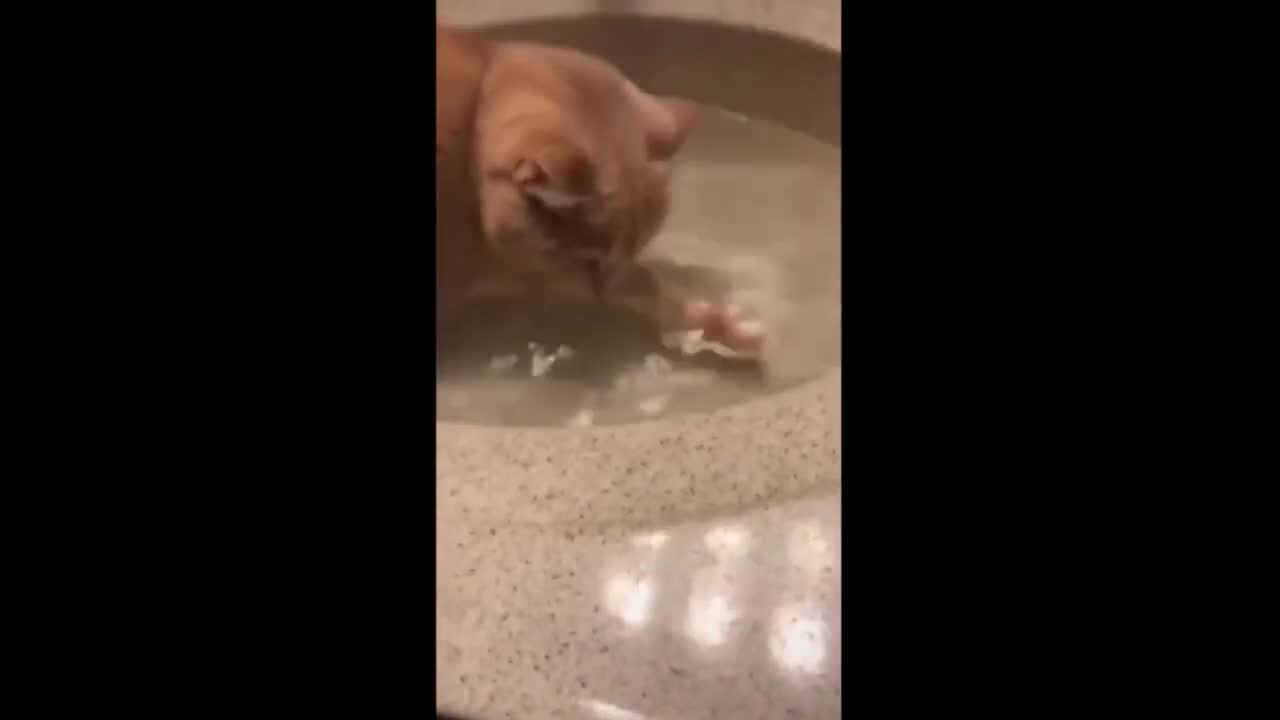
565 408 595 428
643 353 673 375
525 342 575 378
637 393 672 416
666 369 716 387
489 354 519 373
530 349 557 378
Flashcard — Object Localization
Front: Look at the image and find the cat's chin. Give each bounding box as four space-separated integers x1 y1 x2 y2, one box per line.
488 253 602 295
487 250 558 276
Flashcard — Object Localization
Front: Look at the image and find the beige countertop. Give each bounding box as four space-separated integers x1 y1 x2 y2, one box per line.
438 375 842 719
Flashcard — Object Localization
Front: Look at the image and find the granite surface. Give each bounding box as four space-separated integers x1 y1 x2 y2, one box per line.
437 2 841 717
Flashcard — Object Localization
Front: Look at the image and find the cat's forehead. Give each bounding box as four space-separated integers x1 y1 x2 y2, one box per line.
485 42 676 197
522 44 623 86
498 44 634 116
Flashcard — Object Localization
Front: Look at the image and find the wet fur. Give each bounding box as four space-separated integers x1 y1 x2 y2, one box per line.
436 26 763 353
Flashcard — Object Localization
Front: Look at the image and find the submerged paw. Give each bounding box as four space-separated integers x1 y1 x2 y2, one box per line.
668 299 767 356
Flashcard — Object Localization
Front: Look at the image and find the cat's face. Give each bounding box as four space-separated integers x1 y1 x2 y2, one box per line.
473 43 700 297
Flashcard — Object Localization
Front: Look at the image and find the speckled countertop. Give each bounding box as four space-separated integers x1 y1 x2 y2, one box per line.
437 2 841 717
438 374 841 719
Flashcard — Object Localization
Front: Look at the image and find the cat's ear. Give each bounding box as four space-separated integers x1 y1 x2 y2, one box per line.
643 95 702 159
513 142 595 209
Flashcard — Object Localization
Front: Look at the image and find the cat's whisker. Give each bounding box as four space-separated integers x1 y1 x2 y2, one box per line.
527 184 586 209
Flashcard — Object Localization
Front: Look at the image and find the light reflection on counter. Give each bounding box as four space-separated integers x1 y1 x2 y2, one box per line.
604 572 655 626
787 521 834 578
685 568 741 648
631 531 669 550
704 524 750 558
685 524 751 649
773 522 834 676
769 602 828 675
579 698 648 720
600 520 837 673
604 531 666 627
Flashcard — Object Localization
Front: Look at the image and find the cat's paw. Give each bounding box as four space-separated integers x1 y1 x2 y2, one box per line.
667 299 767 357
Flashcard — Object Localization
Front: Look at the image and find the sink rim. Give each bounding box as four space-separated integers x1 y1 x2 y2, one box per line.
438 0 842 53
437 370 840 528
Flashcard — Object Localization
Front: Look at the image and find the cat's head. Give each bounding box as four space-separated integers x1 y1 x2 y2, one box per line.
473 42 700 297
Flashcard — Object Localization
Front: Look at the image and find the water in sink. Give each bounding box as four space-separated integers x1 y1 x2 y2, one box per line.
436 108 841 427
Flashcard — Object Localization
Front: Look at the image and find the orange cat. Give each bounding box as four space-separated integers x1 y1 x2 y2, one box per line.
436 26 764 354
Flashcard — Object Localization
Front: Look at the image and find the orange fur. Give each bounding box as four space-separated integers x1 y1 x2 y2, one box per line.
436 26 764 354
